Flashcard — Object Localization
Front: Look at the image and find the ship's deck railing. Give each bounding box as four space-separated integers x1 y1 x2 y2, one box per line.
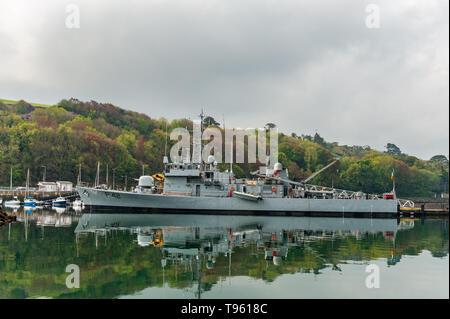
304 183 415 207
303 184 382 200
397 199 415 208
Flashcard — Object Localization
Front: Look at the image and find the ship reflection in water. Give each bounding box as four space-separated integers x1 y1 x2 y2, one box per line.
0 208 448 299
75 213 399 268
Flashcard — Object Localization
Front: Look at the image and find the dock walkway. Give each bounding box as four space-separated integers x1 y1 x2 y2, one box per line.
0 190 78 201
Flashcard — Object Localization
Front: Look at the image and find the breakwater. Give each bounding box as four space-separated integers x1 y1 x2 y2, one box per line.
414 199 449 213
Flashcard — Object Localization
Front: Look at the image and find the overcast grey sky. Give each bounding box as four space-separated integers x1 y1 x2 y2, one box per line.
0 0 448 159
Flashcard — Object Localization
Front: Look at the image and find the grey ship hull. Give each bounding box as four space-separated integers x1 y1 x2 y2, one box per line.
77 187 399 216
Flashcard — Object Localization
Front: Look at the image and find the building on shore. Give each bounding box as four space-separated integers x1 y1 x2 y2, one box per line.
38 181 73 192
56 181 73 192
38 182 58 192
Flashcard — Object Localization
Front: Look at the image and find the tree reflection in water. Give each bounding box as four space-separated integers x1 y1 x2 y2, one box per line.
0 209 448 298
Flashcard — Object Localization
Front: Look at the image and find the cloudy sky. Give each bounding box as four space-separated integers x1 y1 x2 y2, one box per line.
0 0 448 159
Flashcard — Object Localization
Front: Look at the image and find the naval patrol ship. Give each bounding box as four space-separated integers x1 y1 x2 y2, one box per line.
76 154 399 216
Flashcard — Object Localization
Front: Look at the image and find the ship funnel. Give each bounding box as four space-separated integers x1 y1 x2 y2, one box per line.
138 176 154 187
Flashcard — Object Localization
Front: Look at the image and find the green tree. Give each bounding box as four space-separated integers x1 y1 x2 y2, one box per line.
279 142 306 169
13 100 34 115
0 101 10 112
385 143 402 156
313 133 326 147
203 116 220 127
430 155 449 165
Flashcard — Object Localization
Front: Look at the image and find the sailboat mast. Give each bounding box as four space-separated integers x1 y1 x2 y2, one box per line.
77 164 82 186
26 168 30 198
95 162 100 187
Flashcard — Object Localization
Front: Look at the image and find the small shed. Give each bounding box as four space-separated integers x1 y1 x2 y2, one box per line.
38 182 58 192
57 181 73 191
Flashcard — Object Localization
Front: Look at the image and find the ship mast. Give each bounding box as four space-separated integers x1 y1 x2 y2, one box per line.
191 109 205 167
230 139 233 174
164 122 168 164
199 109 204 137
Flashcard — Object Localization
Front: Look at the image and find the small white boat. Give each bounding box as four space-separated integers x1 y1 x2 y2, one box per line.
0 198 3 206
52 197 67 207
5 196 21 206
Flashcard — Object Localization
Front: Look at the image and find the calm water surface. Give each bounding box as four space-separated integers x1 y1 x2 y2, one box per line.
0 207 448 299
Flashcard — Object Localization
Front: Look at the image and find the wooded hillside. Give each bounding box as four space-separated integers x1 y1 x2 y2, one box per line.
0 98 448 197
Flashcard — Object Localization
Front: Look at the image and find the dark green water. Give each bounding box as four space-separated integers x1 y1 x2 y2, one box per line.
0 207 448 299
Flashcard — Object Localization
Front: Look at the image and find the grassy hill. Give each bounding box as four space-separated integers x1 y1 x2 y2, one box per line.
0 98 53 108
0 97 448 197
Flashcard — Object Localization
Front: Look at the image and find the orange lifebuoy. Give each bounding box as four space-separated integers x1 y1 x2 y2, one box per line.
272 186 277 192
230 186 235 192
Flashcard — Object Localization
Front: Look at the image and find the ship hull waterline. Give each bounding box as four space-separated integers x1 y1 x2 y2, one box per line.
77 187 399 217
